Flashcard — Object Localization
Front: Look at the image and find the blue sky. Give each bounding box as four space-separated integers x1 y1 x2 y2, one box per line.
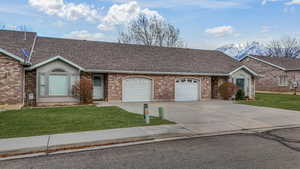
1 0 300 49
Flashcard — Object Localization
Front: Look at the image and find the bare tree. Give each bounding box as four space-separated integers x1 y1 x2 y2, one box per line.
118 14 184 47
266 37 300 58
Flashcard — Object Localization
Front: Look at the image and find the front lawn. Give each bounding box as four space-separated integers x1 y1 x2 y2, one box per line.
0 106 174 139
238 93 300 111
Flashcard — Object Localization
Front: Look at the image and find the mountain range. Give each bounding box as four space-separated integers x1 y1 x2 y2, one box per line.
216 42 269 60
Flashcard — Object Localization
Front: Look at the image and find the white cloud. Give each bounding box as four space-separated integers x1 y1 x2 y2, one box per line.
28 0 101 21
99 0 244 9
64 30 105 41
53 20 65 27
205 26 234 37
98 1 162 31
284 6 296 12
285 0 300 5
261 0 278 5
261 26 272 33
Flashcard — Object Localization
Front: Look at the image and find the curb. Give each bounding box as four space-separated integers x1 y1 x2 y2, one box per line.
1 124 300 161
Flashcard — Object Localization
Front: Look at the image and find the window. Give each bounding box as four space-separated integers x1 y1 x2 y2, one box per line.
236 78 245 90
49 75 69 96
38 71 79 97
93 76 102 87
52 68 66 72
39 73 46 96
279 75 288 86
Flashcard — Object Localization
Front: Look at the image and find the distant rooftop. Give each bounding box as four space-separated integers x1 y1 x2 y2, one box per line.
250 55 300 70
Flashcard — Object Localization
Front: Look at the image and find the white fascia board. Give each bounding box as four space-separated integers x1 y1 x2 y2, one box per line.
229 65 259 77
241 55 286 71
0 48 26 64
25 56 84 70
85 69 230 76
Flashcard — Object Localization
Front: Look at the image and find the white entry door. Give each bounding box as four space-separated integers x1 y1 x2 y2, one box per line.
123 78 152 102
175 79 199 101
93 75 104 100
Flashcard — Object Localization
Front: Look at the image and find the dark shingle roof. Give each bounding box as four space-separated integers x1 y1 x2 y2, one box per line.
0 30 244 74
251 55 300 70
0 30 36 61
30 36 242 74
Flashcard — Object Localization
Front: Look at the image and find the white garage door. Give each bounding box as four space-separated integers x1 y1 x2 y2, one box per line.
175 79 200 101
123 78 152 102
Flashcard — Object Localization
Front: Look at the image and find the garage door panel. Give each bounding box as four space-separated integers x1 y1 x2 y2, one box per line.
123 78 152 102
175 79 199 101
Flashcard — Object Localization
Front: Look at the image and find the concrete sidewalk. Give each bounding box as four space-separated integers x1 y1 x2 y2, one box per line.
0 124 191 158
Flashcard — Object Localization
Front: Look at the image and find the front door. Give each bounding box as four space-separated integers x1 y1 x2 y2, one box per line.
93 75 104 100
236 78 245 91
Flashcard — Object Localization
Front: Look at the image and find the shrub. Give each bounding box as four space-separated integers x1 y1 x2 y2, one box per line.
219 82 238 100
73 78 93 104
235 89 245 100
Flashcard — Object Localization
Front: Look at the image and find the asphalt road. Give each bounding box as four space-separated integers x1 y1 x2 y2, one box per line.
1 127 300 169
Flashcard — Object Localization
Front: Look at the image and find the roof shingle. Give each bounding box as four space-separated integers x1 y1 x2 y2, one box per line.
31 36 242 74
251 55 300 70
0 30 36 61
0 30 244 74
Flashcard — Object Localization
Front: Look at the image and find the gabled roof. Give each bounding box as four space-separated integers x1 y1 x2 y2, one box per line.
29 36 246 75
229 65 259 77
0 30 258 76
241 55 300 71
27 56 84 70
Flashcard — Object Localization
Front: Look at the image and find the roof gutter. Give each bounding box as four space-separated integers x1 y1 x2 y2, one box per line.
85 69 230 76
286 69 300 71
0 48 30 65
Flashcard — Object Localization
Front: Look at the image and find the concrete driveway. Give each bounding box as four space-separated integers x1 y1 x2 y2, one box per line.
100 101 300 134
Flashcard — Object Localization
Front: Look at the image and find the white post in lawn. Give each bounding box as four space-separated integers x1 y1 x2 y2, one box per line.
144 104 150 124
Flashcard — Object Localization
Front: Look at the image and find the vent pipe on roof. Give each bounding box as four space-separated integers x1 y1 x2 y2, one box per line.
28 35 37 64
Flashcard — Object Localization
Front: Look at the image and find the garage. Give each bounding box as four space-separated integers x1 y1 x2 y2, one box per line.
123 78 152 102
175 79 200 101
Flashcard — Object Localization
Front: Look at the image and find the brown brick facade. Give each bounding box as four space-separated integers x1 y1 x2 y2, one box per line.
107 73 212 101
24 70 37 106
242 57 300 92
211 76 228 99
0 53 24 105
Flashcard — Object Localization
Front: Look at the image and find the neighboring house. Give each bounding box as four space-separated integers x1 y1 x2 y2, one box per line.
0 30 258 108
241 55 300 92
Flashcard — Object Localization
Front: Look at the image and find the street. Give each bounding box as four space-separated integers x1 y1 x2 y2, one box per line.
1 127 300 169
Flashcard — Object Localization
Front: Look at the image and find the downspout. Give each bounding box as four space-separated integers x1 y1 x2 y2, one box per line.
22 69 25 107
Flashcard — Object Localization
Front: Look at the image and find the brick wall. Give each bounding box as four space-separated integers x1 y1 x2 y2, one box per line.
0 53 24 105
24 70 37 106
241 57 292 92
107 73 212 101
211 76 228 99
286 71 300 92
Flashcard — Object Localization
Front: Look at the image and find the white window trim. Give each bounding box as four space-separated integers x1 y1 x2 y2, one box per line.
38 71 79 98
278 75 288 87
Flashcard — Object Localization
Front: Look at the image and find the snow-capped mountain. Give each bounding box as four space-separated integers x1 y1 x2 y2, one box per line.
217 42 269 60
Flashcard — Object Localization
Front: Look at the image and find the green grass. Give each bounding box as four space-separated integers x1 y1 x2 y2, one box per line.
238 93 300 111
0 106 174 139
